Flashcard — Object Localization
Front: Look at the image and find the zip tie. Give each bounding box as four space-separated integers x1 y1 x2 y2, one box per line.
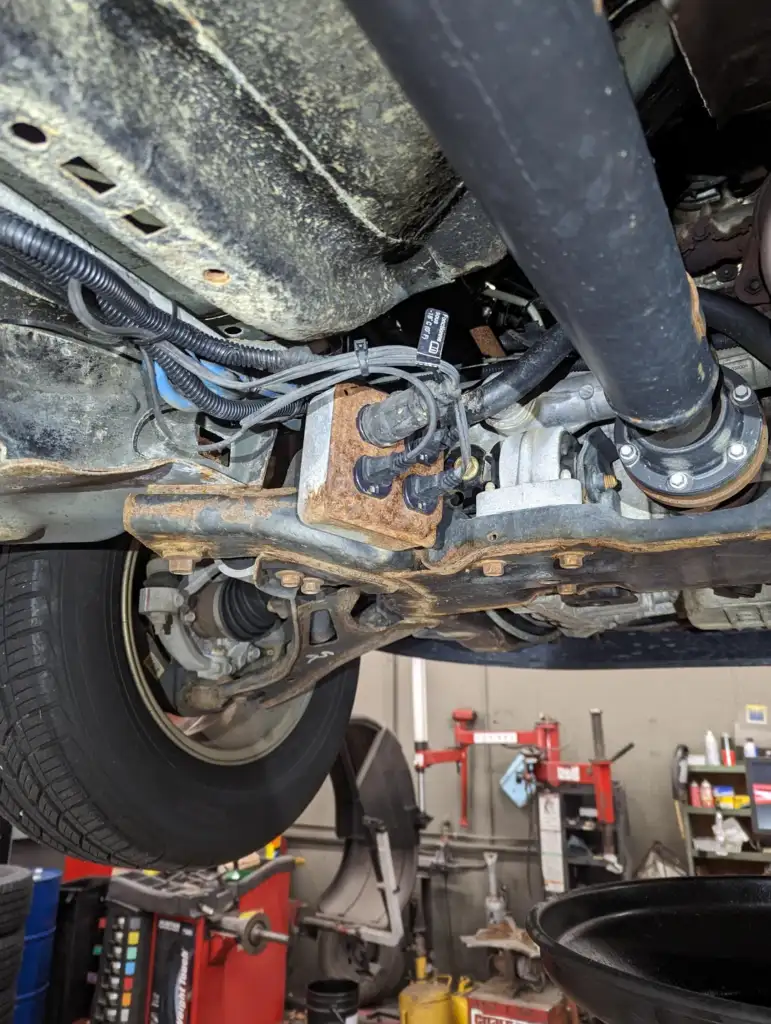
354 338 370 376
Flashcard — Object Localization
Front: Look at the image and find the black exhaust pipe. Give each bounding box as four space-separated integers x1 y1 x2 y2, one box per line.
344 0 717 433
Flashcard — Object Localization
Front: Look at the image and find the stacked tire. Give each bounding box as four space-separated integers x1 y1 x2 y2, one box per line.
0 867 33 1023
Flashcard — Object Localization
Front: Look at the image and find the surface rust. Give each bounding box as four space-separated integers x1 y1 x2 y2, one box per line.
302 384 443 550
634 422 769 510
424 526 771 578
0 456 222 492
470 325 506 359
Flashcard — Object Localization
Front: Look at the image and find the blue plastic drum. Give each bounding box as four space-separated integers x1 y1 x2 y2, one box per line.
14 868 62 1024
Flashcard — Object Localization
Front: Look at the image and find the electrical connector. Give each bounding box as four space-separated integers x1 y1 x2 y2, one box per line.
403 456 480 515
353 431 446 498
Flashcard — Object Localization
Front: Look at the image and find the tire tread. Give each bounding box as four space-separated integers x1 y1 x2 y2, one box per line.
0 550 154 866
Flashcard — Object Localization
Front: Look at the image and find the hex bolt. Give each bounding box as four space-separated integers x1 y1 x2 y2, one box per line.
557 551 585 570
559 468 573 480
300 577 323 596
558 583 578 597
481 560 505 577
732 384 752 404
276 569 303 589
182 610 196 624
667 471 690 491
618 443 638 464
168 557 195 575
728 442 748 462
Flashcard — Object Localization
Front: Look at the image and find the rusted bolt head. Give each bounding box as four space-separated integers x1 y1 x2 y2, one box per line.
300 577 323 595
558 583 578 596
168 557 195 575
557 551 585 570
276 569 303 589
481 559 505 577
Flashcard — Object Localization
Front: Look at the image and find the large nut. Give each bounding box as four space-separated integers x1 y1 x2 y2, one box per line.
300 577 323 595
557 551 585 570
276 569 303 589
168 557 195 575
481 560 505 577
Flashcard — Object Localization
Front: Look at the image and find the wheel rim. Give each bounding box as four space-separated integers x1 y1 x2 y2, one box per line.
120 544 311 766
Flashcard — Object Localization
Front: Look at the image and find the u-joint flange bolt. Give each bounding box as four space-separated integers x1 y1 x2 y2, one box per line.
614 368 768 509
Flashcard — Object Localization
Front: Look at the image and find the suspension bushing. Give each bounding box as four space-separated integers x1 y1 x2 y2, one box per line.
614 368 767 509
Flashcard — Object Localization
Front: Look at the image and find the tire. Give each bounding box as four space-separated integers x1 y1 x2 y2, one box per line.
0 867 32 938
0 930 24 992
0 986 14 1024
318 933 407 1006
0 544 358 868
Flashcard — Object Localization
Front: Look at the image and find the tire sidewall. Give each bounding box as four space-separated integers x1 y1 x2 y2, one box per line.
52 543 357 865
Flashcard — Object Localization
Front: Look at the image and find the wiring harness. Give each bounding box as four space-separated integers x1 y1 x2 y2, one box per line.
0 209 473 466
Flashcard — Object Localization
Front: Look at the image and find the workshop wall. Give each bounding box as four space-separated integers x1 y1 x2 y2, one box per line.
287 653 771 989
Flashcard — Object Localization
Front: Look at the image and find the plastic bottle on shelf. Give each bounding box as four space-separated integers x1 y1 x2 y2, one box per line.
689 780 702 807
700 778 714 808
713 811 727 855
744 738 758 758
705 730 720 765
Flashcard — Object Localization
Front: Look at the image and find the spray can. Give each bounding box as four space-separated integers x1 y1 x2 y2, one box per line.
721 733 736 767
700 779 714 808
689 780 702 807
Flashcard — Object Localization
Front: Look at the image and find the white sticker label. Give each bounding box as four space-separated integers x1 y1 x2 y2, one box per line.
539 829 563 855
472 731 519 745
538 792 562 831
471 1010 531 1024
345 1015 358 1024
556 765 580 782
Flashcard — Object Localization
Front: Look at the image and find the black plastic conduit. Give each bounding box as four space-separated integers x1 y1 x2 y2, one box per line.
0 210 315 372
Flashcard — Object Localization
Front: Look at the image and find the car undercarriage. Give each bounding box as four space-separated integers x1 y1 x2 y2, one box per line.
1 0 771 864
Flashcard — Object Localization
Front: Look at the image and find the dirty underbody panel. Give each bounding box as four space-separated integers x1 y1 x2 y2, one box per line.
4 0 771 709
0 0 504 340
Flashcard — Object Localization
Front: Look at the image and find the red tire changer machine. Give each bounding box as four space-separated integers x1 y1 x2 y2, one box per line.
411 661 633 890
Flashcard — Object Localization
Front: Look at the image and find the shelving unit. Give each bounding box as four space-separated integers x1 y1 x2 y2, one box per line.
680 760 771 875
540 781 631 893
